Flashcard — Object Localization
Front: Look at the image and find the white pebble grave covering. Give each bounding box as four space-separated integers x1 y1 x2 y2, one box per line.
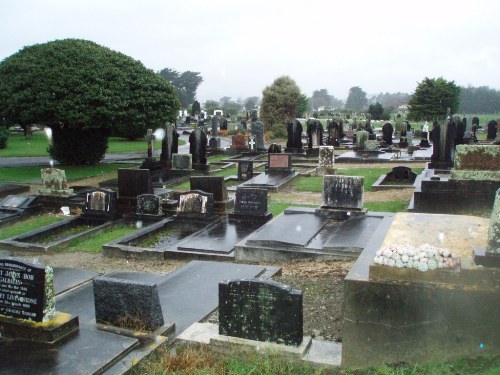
373 244 460 272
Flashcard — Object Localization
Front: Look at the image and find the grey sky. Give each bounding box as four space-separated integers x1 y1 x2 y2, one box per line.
1 0 499 104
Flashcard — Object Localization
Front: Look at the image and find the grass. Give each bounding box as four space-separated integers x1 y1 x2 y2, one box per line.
364 200 408 213
0 163 136 183
0 214 66 239
55 223 138 252
132 346 500 375
0 132 185 157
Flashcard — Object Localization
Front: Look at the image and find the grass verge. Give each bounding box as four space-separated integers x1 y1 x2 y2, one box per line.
0 214 65 240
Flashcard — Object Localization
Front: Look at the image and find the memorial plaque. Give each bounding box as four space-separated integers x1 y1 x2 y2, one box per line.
172 153 192 170
219 279 303 346
234 188 268 215
322 175 364 210
268 153 292 172
0 258 55 322
137 194 162 215
0 196 29 208
118 169 153 198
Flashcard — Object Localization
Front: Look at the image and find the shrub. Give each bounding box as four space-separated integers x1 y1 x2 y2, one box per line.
269 125 287 139
0 127 8 149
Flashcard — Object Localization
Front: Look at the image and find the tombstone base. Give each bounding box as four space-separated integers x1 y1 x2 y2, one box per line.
192 163 210 172
214 199 235 214
315 208 366 220
315 166 336 175
473 248 500 268
228 212 273 223
0 312 79 344
284 148 305 155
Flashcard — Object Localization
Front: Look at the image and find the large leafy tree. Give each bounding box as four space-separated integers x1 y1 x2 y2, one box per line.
368 102 384 120
0 39 179 164
158 68 203 108
408 77 460 121
310 89 342 110
345 86 368 111
244 96 259 111
260 76 303 130
459 85 500 113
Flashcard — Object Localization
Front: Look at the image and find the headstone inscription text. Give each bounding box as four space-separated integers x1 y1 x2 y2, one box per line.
234 188 267 215
0 258 55 322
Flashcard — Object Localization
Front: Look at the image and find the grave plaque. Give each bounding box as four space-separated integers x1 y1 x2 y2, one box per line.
118 169 153 198
219 279 303 346
234 187 268 215
137 194 162 215
172 153 192 170
322 175 364 210
0 258 55 322
268 153 292 172
177 190 214 218
230 134 248 150
0 196 29 208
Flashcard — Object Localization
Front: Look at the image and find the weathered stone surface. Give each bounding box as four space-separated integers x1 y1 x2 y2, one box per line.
172 153 192 170
487 189 500 254
0 258 55 322
237 161 254 180
219 279 303 346
177 190 214 218
322 175 364 210
318 146 335 168
355 131 369 150
93 276 164 330
39 168 74 197
137 194 162 215
451 145 500 180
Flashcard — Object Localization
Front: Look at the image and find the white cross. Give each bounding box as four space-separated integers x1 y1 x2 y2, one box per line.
248 137 256 150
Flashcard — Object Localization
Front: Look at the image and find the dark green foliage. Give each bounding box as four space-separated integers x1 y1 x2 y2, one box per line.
158 68 203 108
459 85 500 113
191 100 201 116
261 76 303 130
270 125 287 139
345 86 368 111
0 125 8 149
48 126 109 165
310 89 342 110
368 102 384 120
0 39 180 163
408 77 460 121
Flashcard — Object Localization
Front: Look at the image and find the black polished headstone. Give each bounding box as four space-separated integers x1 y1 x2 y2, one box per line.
219 279 303 346
234 187 268 215
0 258 54 322
172 153 192 170
190 176 227 202
93 276 164 330
237 160 254 181
322 175 364 210
118 169 153 198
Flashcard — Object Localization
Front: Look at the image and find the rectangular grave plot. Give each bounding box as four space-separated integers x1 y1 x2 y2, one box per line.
219 279 303 346
268 153 292 172
118 169 153 198
131 220 208 249
234 188 268 215
322 175 364 210
0 258 54 322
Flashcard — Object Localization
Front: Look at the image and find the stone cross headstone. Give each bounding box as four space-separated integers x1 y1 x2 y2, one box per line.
160 123 179 162
322 175 364 210
248 136 256 151
0 258 55 322
39 168 74 197
136 194 162 215
219 279 303 346
172 153 192 170
145 128 154 158
93 276 164 330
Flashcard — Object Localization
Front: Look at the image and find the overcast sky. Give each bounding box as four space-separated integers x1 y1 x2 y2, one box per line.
1 0 499 103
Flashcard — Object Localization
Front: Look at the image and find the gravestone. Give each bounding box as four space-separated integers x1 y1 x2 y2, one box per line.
486 189 500 255
307 119 324 149
318 146 335 170
190 176 227 202
268 153 292 173
136 194 162 216
286 119 303 151
189 128 208 165
160 123 179 162
364 140 379 152
382 122 393 145
230 134 248 151
355 131 369 151
487 120 498 140
420 131 431 148
219 279 303 346
209 115 221 149
39 168 74 197
84 188 118 220
322 175 364 210
172 153 192 170
0 195 39 226
267 143 281 153
237 161 254 181
177 190 214 219
118 169 153 198
93 276 164 330
145 128 154 158
0 258 55 322
250 119 265 151
229 187 272 222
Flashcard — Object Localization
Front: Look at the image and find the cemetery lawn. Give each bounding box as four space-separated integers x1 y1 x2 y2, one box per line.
0 214 65 239
0 163 136 183
0 132 185 157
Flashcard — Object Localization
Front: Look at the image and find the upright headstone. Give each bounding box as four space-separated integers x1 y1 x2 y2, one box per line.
237 161 254 181
190 176 227 202
318 146 335 169
136 194 162 216
172 153 192 170
268 153 292 173
219 279 303 346
230 134 248 151
160 123 179 162
355 131 369 151
286 119 303 151
382 122 393 145
307 119 324 149
322 175 364 210
229 187 272 222
250 114 265 151
177 190 214 219
189 128 207 165
267 143 281 153
39 168 74 197
145 129 154 158
84 188 118 220
0 258 55 322
209 115 221 149
487 120 498 140
487 189 500 254
118 169 153 198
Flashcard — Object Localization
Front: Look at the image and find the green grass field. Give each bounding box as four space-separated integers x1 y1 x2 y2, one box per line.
0 214 65 239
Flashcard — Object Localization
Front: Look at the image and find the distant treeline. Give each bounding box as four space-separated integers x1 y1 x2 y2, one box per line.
458 86 500 114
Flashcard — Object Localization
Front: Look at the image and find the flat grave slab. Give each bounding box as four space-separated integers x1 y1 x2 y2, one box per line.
54 267 99 295
336 151 396 162
236 171 300 192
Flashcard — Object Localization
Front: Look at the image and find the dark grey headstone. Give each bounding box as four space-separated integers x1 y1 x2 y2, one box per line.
172 153 192 170
208 137 219 149
322 175 364 209
219 279 303 346
177 190 214 218
237 161 254 181
234 187 268 215
136 194 162 215
118 169 153 198
93 276 164 330
190 176 227 202
0 258 55 322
